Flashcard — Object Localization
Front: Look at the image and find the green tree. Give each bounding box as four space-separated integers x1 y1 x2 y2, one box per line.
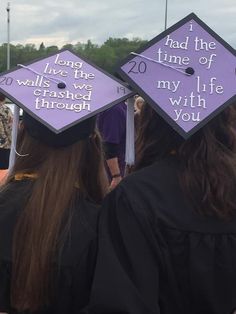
0 38 148 74
62 44 74 51
46 45 59 54
39 42 45 51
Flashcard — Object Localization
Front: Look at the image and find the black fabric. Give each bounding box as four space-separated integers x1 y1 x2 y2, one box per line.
23 112 96 147
0 180 99 314
85 157 236 314
0 148 10 169
103 142 119 159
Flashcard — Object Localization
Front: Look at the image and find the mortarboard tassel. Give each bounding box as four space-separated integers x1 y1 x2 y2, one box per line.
125 97 135 166
9 104 20 169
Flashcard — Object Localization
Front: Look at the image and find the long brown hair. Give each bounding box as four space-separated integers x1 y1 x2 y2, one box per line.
3 124 108 312
134 103 236 218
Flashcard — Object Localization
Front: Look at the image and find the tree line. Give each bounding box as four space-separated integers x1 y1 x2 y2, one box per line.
0 38 147 74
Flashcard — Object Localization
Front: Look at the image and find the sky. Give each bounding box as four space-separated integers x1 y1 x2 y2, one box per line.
0 0 235 48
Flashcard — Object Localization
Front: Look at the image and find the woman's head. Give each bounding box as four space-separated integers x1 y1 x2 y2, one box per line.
22 111 97 147
135 103 236 218
135 103 184 168
8 120 108 312
11 119 108 202
135 102 236 165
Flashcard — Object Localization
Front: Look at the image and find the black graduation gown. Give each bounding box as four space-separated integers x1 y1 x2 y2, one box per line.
85 157 236 314
0 180 99 314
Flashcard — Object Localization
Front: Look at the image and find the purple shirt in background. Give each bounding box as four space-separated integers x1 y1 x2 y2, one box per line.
97 102 127 177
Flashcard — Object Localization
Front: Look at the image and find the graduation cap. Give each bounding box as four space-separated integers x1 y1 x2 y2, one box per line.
118 13 236 139
0 49 133 150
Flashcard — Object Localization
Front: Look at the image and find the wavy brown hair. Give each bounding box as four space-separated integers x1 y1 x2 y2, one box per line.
3 124 108 312
134 103 236 218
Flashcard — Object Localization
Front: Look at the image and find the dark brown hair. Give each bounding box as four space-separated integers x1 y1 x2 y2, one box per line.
134 103 236 218
3 125 108 312
0 93 6 102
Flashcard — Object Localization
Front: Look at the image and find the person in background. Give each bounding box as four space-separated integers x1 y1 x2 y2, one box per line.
0 93 13 183
134 96 144 114
97 101 127 190
85 103 236 314
0 113 108 314
134 96 145 133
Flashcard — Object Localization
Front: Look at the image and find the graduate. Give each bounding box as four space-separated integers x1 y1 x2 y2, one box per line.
84 14 236 314
97 100 127 189
0 49 132 313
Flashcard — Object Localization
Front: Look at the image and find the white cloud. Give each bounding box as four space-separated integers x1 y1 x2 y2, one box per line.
0 0 235 47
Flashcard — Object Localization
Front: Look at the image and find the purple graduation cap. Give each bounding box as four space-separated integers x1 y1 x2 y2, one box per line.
0 49 134 166
118 13 236 138
0 49 133 138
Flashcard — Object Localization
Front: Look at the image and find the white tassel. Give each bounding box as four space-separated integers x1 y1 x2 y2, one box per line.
125 97 135 166
9 105 20 169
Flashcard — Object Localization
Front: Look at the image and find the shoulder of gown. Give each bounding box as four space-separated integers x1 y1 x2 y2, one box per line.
85 159 236 314
0 181 101 313
84 185 161 314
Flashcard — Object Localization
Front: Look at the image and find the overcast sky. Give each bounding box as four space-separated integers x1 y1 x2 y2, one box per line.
0 0 235 48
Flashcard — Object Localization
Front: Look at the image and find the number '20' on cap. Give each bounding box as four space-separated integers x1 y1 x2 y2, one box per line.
118 13 236 139
0 49 133 147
